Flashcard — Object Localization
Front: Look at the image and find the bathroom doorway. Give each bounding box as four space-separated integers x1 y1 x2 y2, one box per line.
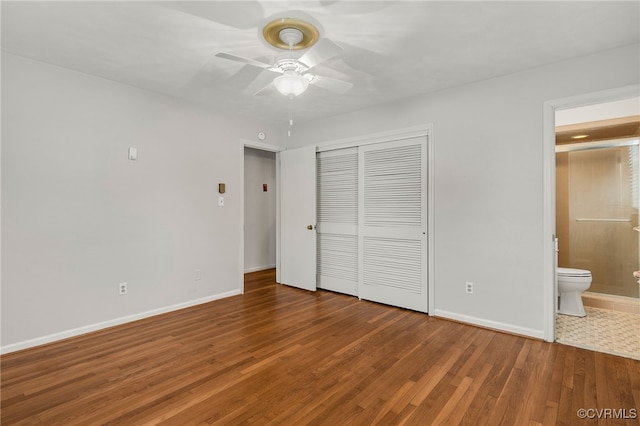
553 96 640 359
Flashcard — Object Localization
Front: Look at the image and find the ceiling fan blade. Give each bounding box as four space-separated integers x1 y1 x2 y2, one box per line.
309 74 353 94
253 82 277 97
245 69 281 95
215 52 272 69
298 38 343 69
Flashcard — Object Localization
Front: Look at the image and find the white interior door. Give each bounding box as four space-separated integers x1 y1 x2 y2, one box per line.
359 137 428 312
280 145 317 291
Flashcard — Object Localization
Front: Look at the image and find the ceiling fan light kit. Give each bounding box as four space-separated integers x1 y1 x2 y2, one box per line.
274 69 309 97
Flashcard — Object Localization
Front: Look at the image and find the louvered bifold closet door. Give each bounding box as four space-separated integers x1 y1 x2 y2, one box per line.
359 136 428 312
316 148 359 295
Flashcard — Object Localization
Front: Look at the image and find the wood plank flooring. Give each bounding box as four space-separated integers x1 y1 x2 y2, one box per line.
2 269 639 425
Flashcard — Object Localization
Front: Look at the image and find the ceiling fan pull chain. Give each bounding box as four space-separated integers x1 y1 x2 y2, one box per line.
288 98 294 138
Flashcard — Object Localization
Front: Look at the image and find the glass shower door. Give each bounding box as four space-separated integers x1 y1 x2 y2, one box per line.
561 144 639 298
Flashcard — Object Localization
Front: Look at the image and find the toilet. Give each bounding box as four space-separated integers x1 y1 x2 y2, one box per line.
557 267 592 317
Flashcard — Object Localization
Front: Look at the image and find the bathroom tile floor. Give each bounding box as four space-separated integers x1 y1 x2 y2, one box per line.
556 306 640 360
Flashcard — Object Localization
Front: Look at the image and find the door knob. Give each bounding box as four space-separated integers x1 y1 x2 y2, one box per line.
307 225 314 230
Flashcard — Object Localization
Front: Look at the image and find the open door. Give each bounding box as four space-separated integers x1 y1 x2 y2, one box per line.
279 145 317 291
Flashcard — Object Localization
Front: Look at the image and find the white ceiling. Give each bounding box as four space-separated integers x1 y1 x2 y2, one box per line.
2 1 639 125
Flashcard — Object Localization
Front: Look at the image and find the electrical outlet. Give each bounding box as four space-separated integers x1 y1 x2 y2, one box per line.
119 282 128 295
195 269 202 281
465 282 474 294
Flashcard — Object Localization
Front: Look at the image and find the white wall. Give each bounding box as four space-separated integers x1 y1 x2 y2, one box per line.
243 148 276 272
1 53 284 351
290 44 640 338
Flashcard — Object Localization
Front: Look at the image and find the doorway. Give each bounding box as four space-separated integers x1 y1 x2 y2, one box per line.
240 140 283 293
554 98 640 360
543 86 640 347
244 147 277 273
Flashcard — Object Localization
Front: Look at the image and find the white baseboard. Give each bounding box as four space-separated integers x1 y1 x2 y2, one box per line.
1 290 241 355
244 264 276 273
434 309 544 340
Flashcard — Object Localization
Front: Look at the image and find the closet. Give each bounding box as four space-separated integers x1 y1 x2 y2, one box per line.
316 136 428 312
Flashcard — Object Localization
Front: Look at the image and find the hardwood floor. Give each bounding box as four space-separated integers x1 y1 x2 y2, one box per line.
2 269 639 425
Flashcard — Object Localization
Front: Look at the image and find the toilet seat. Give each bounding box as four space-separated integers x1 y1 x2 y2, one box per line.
557 267 591 278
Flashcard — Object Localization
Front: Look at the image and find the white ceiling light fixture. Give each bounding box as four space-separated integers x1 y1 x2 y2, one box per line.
274 69 309 97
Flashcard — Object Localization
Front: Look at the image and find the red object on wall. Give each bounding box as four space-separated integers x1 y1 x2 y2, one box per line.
263 184 268 192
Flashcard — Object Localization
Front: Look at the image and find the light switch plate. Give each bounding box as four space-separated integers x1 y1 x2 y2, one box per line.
218 196 224 206
128 147 137 161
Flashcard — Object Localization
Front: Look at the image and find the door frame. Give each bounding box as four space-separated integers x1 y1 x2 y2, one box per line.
239 139 284 294
542 84 639 342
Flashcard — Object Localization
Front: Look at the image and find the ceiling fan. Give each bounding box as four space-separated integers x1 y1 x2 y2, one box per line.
215 18 353 98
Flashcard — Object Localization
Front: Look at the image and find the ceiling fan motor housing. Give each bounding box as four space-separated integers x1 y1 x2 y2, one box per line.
279 28 303 48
